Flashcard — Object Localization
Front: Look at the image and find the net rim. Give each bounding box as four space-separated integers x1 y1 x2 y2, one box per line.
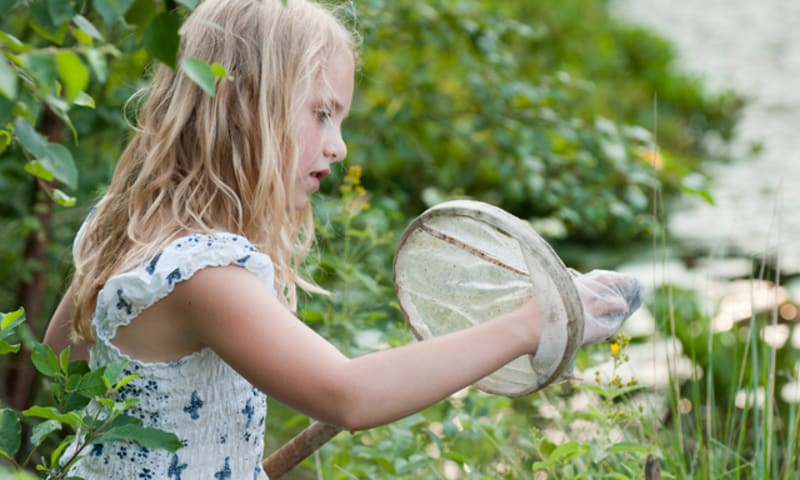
393 200 584 396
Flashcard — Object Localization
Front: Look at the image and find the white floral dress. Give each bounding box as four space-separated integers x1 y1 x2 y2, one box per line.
66 232 274 479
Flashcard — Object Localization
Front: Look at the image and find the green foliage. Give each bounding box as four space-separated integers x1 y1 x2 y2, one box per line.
0 310 181 478
644 285 800 479
179 57 231 97
334 0 739 244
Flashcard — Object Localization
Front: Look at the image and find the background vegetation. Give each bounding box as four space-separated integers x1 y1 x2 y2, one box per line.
4 0 795 478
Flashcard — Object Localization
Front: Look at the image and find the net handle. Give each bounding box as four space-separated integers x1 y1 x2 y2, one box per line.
261 421 344 478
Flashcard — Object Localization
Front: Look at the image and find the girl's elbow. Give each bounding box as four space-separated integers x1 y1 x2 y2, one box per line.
334 407 375 432
323 387 376 432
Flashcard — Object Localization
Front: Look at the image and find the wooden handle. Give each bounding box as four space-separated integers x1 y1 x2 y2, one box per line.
261 421 344 478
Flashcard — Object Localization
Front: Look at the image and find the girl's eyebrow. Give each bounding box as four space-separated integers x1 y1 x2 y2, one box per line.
323 99 349 118
325 99 346 113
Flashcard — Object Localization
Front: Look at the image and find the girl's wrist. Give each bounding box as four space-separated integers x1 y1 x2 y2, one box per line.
503 298 543 356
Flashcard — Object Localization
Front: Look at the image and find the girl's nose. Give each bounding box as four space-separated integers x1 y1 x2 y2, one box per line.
324 132 347 163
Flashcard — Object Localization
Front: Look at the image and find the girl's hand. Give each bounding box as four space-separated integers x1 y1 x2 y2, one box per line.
511 296 544 354
572 269 643 346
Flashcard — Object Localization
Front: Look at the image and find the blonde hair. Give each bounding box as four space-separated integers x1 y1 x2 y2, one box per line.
72 0 356 342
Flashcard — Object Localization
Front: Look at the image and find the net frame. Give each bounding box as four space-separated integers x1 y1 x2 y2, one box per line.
393 200 584 396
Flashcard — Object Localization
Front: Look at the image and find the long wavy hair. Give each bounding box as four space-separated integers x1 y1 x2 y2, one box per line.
71 0 356 342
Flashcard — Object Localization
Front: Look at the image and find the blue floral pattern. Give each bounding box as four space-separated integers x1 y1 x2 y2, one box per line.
64 232 273 479
183 391 204 420
167 454 188 480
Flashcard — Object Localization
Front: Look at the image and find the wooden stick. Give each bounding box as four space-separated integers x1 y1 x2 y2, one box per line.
261 421 343 478
644 455 661 480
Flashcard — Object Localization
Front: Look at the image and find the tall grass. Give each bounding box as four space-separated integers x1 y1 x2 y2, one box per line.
639 122 799 479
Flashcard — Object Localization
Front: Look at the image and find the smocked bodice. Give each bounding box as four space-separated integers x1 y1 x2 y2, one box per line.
66 232 275 479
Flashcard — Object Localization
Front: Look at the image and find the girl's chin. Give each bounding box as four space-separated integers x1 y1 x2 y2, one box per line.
292 194 311 210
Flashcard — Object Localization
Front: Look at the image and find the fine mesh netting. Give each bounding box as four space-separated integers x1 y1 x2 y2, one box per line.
394 201 583 396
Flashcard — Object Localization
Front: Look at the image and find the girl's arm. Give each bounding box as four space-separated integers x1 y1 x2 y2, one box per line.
44 282 90 361
170 265 542 431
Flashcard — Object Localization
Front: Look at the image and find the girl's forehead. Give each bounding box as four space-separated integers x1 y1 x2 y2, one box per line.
313 50 355 109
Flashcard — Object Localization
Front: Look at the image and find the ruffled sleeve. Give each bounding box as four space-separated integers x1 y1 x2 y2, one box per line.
92 232 276 343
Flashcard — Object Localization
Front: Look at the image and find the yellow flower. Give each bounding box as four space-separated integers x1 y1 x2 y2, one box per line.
347 165 362 182
641 148 663 171
610 342 621 354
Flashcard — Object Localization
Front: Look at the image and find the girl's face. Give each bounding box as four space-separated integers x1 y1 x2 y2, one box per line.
293 49 355 210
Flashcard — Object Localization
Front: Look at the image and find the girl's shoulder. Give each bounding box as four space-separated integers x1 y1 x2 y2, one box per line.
93 231 277 343
134 231 276 294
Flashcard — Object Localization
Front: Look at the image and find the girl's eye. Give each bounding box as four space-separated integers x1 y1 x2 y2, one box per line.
315 109 332 123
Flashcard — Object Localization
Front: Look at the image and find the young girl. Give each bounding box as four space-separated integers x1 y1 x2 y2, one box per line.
44 0 641 478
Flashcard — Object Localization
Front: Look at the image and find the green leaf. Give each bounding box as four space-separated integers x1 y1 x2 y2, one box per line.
210 62 231 79
548 440 589 463
73 91 95 108
538 438 557 458
0 0 19 13
32 343 61 377
59 346 71 373
30 18 69 45
30 1 58 32
22 406 82 429
67 360 90 376
73 15 104 42
144 12 181 69
93 0 135 27
1 307 25 332
45 131 78 178
25 160 55 182
14 117 49 159
63 393 91 412
113 373 139 391
72 28 93 46
103 360 128 385
607 441 650 454
680 173 715 206
101 425 183 452
0 32 26 52
442 418 458 437
42 143 79 189
31 420 62 448
0 340 20 354
125 0 156 27
73 368 108 398
180 57 216 97
50 435 74 469
47 0 76 26
0 408 21 458
55 51 90 104
84 48 108 83
440 451 469 464
0 57 18 99
21 53 58 93
53 188 77 207
422 427 444 452
99 413 140 431
0 130 10 154
52 382 64 403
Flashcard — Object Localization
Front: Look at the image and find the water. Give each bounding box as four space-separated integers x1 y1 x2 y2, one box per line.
613 0 800 274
